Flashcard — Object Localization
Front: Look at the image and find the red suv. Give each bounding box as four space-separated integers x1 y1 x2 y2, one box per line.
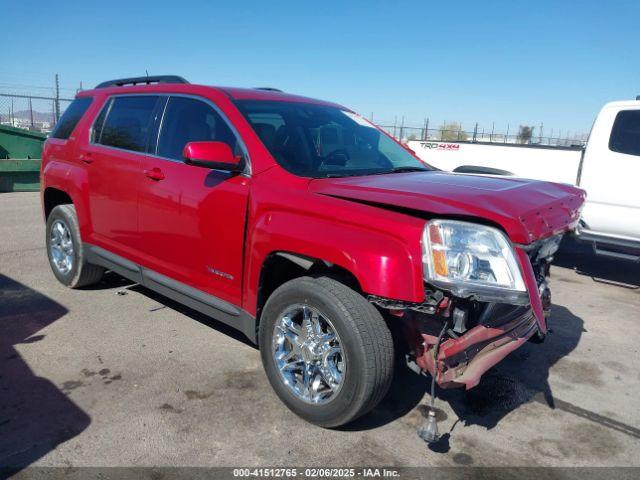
41 76 585 428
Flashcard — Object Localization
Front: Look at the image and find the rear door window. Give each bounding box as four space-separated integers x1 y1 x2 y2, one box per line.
609 110 640 157
157 96 238 160
50 97 93 139
97 96 160 152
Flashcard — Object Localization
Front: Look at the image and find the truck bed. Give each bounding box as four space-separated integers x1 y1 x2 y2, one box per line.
408 140 583 185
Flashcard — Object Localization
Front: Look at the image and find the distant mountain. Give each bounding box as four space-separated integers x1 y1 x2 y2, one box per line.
0 110 54 123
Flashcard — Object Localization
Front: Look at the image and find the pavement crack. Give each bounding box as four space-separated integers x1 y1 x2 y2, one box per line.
0 247 45 256
533 392 640 439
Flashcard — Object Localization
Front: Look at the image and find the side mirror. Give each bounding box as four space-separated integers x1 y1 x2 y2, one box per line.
182 141 244 172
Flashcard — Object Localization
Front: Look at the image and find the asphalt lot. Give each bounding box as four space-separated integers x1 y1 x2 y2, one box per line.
1 192 640 470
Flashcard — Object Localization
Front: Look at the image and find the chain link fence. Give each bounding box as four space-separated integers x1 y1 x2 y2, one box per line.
0 90 588 148
0 93 73 134
378 122 588 148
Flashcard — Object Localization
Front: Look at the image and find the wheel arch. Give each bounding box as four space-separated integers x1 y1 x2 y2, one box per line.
43 187 74 219
255 251 362 327
41 159 92 239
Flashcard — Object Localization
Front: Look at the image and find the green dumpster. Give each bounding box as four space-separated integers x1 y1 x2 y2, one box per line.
0 158 41 192
0 124 46 192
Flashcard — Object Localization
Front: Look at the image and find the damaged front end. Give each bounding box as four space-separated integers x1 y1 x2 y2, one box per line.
402 301 540 390
371 222 562 390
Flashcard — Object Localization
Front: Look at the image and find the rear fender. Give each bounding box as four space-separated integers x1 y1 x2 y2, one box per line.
41 160 92 239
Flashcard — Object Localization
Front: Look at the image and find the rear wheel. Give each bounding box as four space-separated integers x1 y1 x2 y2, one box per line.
259 276 394 427
46 204 104 288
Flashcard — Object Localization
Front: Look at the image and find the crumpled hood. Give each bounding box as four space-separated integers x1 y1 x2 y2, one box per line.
309 171 585 244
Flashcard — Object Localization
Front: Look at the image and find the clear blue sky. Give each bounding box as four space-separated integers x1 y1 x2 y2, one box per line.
1 0 638 135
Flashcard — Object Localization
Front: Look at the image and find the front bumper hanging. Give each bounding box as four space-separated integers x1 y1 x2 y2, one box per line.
404 245 550 389
413 306 538 389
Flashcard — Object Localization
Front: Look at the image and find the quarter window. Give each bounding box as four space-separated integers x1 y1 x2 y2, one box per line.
98 96 159 152
91 99 110 143
609 110 640 157
50 97 93 139
157 97 238 161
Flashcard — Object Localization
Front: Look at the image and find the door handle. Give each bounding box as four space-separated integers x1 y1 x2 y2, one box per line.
78 152 93 164
144 167 165 181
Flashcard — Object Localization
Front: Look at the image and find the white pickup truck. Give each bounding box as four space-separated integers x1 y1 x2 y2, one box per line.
409 100 640 261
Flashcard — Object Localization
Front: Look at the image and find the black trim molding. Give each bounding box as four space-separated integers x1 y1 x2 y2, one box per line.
84 244 257 343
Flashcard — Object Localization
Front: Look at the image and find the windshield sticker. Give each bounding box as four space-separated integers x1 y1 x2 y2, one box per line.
343 111 376 129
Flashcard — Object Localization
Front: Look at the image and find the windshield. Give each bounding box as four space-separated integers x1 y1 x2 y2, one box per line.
236 100 430 178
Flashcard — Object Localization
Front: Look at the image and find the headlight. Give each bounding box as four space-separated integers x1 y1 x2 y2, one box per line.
421 219 528 305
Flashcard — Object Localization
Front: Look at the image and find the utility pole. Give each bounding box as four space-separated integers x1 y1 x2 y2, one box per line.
539 122 544 143
54 73 60 123
29 97 34 129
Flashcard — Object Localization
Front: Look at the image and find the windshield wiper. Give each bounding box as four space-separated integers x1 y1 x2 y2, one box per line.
372 166 429 175
321 173 362 178
318 167 428 178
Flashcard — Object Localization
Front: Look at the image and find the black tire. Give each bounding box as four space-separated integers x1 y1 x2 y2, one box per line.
259 276 394 427
46 204 104 288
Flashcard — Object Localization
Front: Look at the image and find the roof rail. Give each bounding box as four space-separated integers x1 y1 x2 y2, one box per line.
95 75 189 89
254 87 283 93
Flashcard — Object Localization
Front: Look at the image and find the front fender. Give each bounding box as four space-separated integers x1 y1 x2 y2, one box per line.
244 209 425 316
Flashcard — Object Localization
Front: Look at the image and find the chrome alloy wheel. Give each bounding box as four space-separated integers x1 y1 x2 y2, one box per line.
272 304 346 404
49 219 74 275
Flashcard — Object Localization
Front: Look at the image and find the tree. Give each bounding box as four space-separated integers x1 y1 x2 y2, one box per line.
517 125 535 144
406 134 418 142
438 122 468 141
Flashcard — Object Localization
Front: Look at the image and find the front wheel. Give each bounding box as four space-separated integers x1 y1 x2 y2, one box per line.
259 276 394 427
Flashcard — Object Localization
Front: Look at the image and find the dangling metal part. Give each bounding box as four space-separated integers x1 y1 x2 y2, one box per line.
418 320 449 444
